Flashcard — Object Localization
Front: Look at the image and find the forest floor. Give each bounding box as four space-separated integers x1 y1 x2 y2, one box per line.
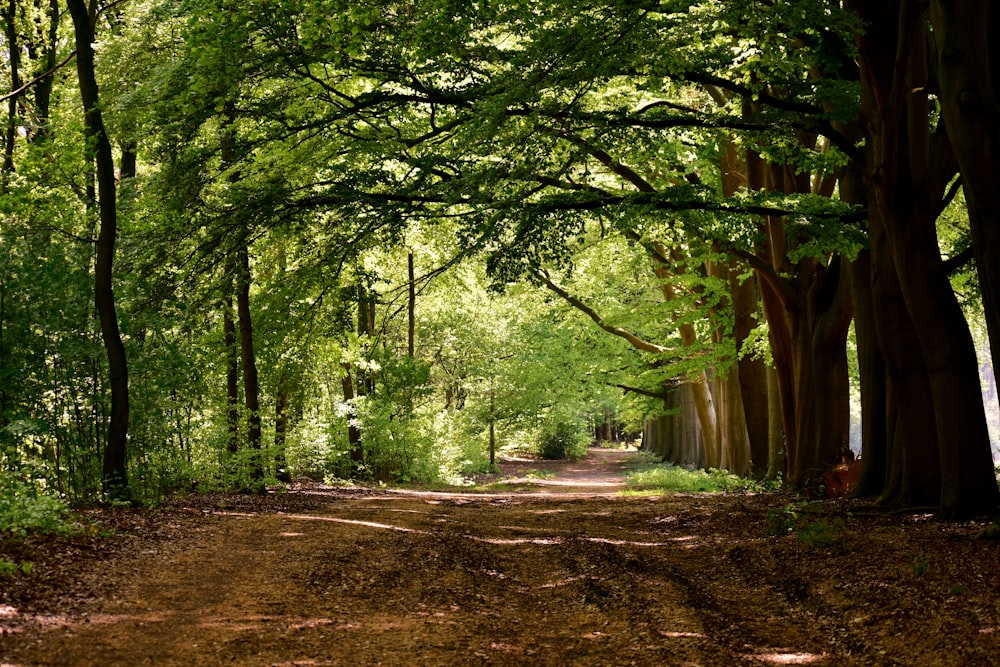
3 448 1000 666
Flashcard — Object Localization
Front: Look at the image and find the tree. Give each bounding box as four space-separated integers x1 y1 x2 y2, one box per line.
845 0 1000 518
67 0 130 500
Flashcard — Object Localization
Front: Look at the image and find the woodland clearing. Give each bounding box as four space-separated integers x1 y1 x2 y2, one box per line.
1 448 1000 666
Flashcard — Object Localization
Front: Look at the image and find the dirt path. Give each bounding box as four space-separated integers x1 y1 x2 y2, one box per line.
3 449 1000 666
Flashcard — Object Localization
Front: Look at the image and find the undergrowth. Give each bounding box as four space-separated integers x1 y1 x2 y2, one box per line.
622 452 777 495
765 502 847 548
0 474 81 578
0 475 77 539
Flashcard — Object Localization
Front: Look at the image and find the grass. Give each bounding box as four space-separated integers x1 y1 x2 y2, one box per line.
622 452 777 495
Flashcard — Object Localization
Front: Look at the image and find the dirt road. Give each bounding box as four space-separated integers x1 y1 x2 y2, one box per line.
2 448 1000 666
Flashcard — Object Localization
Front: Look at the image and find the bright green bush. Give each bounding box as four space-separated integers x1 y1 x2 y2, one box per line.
0 474 76 539
624 455 774 494
537 418 590 460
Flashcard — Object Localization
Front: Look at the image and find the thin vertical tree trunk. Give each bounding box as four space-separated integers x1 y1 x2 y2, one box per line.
489 385 496 467
274 388 290 482
2 0 20 184
341 363 363 470
223 296 240 455
408 250 415 358
236 248 263 484
68 0 129 500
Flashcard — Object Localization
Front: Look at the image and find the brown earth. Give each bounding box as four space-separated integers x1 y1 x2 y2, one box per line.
2 448 1000 666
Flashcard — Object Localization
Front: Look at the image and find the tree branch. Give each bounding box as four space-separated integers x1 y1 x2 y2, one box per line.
615 383 677 399
536 269 668 355
0 50 76 103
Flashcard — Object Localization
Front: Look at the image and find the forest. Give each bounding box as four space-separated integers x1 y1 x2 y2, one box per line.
3 1 1000 519
7 1 1000 664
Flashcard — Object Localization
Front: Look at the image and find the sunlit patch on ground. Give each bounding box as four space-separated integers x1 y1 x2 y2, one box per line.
749 651 827 664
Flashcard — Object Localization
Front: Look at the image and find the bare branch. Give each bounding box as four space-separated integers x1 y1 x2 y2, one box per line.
0 50 77 103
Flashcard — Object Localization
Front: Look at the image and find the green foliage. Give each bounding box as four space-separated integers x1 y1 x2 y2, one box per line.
766 503 844 548
0 559 32 578
0 0 882 504
766 505 800 536
0 475 76 539
913 554 930 578
625 454 772 494
795 519 843 548
537 415 591 460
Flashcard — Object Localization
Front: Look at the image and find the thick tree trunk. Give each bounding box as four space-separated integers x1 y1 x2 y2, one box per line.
649 247 719 469
719 136 769 475
851 0 1000 518
808 256 854 472
930 0 1000 373
68 0 129 500
848 250 889 499
868 206 941 508
745 150 853 489
732 270 770 476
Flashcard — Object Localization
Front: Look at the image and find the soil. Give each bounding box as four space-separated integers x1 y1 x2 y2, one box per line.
2 447 1000 666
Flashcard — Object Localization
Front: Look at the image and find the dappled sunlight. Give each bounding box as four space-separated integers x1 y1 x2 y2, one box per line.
539 575 586 589
469 535 566 545
277 513 432 534
268 511 687 548
497 524 570 533
748 651 828 664
581 537 672 547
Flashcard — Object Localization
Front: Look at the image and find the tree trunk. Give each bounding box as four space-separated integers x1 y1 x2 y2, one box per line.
223 296 240 454
68 0 129 501
807 255 854 472
732 270 770 476
649 246 720 469
851 0 1000 518
848 250 888 499
408 250 416 358
274 387 291 482
341 363 364 470
489 385 496 467
929 0 1000 377
868 206 941 508
746 151 853 489
2 0 20 183
236 248 263 484
765 365 783 480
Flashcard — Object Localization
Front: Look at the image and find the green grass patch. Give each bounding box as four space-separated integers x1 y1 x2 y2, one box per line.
623 453 775 495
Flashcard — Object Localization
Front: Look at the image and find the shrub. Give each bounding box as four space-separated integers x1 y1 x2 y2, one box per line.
537 419 589 460
0 474 76 539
